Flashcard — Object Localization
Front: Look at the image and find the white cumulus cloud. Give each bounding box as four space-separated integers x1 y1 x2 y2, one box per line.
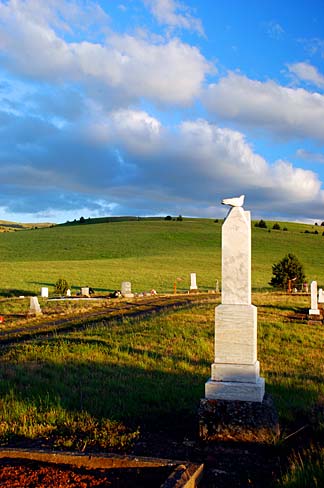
288 62 324 88
143 0 204 35
203 72 324 141
0 0 211 106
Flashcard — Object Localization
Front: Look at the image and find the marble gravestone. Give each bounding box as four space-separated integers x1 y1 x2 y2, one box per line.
41 287 48 298
81 287 90 297
205 204 265 402
190 273 197 290
309 280 320 315
29 296 42 315
121 281 134 298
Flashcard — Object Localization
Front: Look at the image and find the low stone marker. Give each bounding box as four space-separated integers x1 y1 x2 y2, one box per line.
190 273 198 291
318 288 324 304
41 287 48 298
66 289 71 297
81 287 90 297
199 196 279 443
309 280 320 315
121 281 134 298
29 297 42 315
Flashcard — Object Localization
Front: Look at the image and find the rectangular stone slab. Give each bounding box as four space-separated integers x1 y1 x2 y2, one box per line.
214 304 257 364
211 361 260 383
205 377 265 402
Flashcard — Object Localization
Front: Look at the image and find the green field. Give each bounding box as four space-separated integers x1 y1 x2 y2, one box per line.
0 218 323 296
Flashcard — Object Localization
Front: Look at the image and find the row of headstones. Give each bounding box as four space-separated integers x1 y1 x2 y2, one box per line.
39 273 209 300
30 273 218 315
309 280 324 315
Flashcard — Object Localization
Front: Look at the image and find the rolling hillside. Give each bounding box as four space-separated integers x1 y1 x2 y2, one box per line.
0 218 323 296
0 220 54 232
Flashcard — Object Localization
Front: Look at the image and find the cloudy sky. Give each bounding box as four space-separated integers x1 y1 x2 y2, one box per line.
1 0 324 223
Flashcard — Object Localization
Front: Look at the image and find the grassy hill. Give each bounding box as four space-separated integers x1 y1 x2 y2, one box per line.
0 218 323 296
0 220 54 232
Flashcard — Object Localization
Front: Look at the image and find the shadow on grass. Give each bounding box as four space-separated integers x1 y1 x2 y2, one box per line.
0 289 34 298
0 352 205 435
41 336 212 370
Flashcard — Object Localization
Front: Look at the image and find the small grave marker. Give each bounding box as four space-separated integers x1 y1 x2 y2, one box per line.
190 273 197 290
29 297 42 315
81 287 90 297
41 287 48 298
121 282 134 298
309 280 320 315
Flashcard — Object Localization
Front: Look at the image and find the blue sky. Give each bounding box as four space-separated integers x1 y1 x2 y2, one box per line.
0 0 324 223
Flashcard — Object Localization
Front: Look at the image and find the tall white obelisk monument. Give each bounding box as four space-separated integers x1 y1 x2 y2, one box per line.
205 197 265 402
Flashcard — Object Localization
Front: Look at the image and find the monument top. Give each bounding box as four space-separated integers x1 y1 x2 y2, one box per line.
221 194 245 207
222 205 251 305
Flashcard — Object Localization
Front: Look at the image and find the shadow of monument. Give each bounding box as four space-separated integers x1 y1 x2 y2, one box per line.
0 288 34 298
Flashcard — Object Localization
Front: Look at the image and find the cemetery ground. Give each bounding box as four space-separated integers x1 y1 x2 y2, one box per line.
0 292 323 486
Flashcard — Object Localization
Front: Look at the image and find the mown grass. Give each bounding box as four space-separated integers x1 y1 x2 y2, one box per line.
0 219 323 296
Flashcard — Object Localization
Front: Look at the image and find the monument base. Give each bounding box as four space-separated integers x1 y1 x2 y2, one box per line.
309 309 320 315
122 293 134 298
205 377 265 402
198 394 279 443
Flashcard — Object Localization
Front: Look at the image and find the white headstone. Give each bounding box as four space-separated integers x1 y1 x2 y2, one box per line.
121 281 134 298
29 296 42 315
41 287 48 298
81 287 90 297
309 280 320 315
190 273 197 290
66 289 71 297
205 204 265 402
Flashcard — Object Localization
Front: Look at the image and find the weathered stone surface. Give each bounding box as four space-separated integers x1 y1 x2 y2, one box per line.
222 207 251 305
198 394 279 443
214 304 257 364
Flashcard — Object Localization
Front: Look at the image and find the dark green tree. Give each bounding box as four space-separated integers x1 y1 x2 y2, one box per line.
55 278 70 295
269 253 305 289
255 219 267 228
272 223 281 230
